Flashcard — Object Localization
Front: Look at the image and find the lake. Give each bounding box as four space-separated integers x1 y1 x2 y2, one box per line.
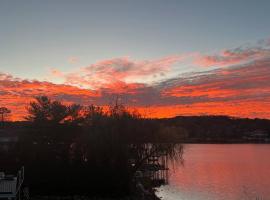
156 144 270 200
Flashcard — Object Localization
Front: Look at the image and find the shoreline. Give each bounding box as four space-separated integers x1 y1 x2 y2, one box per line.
30 194 161 200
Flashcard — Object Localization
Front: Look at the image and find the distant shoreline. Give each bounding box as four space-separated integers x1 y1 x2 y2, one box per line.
180 141 270 144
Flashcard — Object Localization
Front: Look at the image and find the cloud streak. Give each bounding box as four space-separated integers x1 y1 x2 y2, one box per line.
195 47 270 67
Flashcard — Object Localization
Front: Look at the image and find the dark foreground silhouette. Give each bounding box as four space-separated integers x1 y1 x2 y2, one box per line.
1 96 270 198
0 96 182 199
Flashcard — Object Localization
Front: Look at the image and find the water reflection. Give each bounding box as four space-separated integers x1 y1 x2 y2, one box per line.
157 144 270 200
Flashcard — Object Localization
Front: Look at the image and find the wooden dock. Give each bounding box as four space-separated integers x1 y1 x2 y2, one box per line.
129 144 170 187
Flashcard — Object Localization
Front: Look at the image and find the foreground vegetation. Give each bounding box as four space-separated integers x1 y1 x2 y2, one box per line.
1 96 269 198
0 96 182 198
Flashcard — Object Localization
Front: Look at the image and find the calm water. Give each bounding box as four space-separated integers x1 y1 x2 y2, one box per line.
156 144 270 200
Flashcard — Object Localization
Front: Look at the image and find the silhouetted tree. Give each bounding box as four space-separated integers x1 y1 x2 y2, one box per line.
67 104 83 123
49 101 68 124
25 96 51 123
18 96 183 196
0 107 11 127
83 104 104 126
26 96 69 124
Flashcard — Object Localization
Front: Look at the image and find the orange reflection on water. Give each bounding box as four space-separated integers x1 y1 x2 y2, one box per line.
157 144 270 200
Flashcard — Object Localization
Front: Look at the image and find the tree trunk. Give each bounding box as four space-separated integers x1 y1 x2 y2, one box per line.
1 113 4 128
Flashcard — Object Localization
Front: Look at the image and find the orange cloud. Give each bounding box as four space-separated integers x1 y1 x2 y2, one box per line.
100 81 146 94
0 74 99 120
162 59 270 100
64 55 184 89
1 41 270 120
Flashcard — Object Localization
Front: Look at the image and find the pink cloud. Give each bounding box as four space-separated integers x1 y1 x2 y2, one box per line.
68 56 79 64
195 48 270 67
63 55 184 89
99 81 146 94
50 68 64 77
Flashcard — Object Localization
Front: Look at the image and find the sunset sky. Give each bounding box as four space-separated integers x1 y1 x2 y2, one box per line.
1 0 270 120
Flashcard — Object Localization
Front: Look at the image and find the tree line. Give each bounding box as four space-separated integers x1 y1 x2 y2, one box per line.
0 96 182 198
